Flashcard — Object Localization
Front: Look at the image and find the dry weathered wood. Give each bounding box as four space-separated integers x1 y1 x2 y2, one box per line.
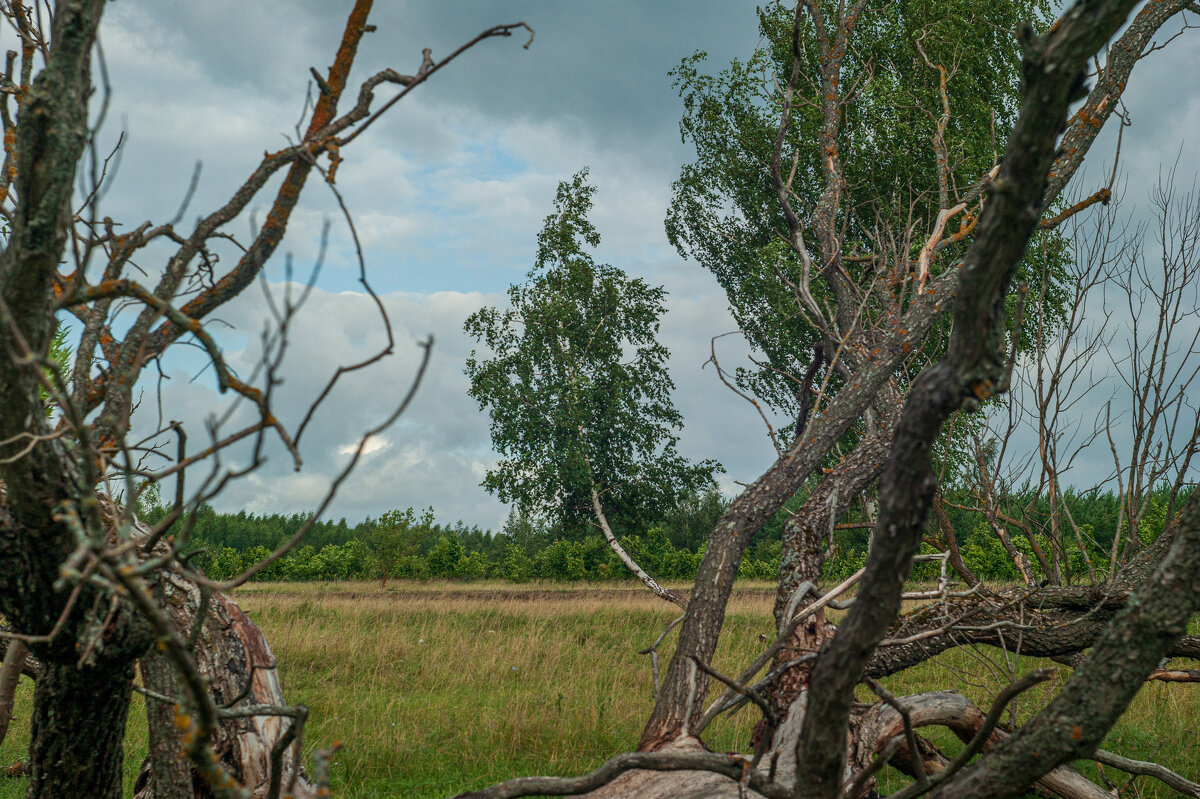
0 638 28 749
138 644 192 799
558 688 1114 799
132 571 315 799
0 636 38 680
849 691 1108 799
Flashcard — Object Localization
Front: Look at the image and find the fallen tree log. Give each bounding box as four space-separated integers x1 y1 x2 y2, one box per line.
131 569 315 799
463 687 1123 799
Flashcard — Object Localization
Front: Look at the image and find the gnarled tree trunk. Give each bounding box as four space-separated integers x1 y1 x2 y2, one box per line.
133 572 315 799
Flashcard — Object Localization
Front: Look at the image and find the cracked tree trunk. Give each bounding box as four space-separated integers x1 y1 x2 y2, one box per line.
133 571 315 799
760 492 840 743
138 582 192 799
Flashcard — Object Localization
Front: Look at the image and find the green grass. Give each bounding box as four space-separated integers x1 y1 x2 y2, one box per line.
1 581 1196 797
0 683 148 796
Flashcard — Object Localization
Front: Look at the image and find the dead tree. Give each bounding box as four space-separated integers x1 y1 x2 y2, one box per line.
957 173 1200 589
1103 176 1200 567
0 2 530 797
459 2 1200 798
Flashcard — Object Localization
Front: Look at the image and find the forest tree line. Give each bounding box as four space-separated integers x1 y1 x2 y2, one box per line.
150 483 1188 585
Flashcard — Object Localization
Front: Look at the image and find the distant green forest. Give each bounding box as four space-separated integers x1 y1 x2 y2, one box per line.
148 484 1188 586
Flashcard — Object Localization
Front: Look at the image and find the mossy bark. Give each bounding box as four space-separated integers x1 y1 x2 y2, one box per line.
28 660 135 798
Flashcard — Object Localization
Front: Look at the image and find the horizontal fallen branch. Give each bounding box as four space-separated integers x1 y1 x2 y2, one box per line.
448 742 791 799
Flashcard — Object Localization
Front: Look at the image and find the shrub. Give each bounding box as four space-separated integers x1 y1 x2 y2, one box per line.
428 536 466 578
501 544 532 582
455 550 488 580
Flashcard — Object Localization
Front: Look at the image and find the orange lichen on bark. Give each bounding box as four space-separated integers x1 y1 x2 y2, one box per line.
971 380 994 401
941 210 981 248
305 0 374 136
1040 187 1111 229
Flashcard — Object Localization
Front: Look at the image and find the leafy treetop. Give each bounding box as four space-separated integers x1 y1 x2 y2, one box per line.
466 169 720 539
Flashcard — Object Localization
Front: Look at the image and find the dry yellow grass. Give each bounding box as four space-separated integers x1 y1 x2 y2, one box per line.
0 581 1195 798
233 582 778 797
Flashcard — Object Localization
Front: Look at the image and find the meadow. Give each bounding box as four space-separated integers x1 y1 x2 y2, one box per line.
0 581 1196 798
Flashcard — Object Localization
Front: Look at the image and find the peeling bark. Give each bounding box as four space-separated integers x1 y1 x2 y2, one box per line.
133 572 315 799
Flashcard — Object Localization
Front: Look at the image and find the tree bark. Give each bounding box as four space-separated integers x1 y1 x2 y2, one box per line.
28 660 136 799
0 1 155 795
0 636 41 680
139 582 193 799
132 571 315 799
638 271 960 750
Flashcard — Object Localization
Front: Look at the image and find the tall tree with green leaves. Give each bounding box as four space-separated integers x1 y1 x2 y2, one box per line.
660 0 1081 631
464 4 1200 797
667 0 1066 422
466 170 718 601
368 506 435 587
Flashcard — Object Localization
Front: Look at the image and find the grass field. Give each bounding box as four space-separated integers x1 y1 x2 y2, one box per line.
1 581 1196 797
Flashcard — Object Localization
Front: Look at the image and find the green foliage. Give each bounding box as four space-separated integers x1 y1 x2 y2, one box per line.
243 545 286 581
310 538 374 581
202 547 246 581
664 0 1067 436
501 544 533 582
823 548 866 582
501 509 550 555
370 507 434 586
658 488 729 550
455 549 488 581
959 524 1018 581
40 322 72 416
179 485 1194 585
465 169 720 539
1137 492 1169 545
427 536 466 578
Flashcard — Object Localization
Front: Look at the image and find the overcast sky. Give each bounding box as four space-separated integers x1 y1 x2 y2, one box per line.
28 2 1200 531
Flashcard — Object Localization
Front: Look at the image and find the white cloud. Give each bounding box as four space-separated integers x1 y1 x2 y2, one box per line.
127 278 761 530
71 1 1200 534
338 437 391 457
